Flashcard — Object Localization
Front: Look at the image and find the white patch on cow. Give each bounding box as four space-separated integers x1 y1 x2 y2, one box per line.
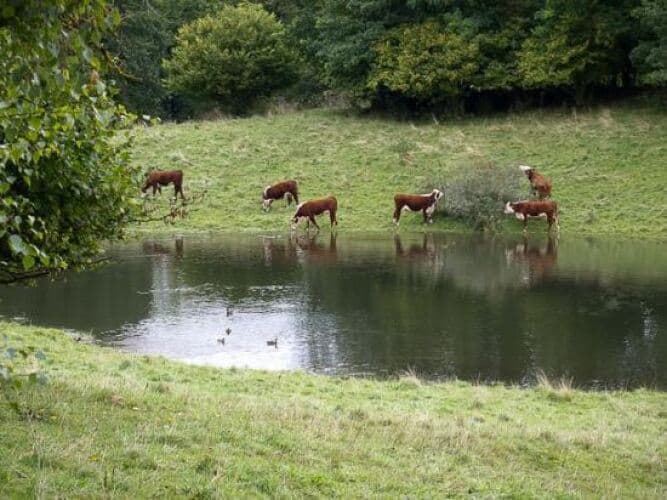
504 202 515 214
401 205 414 212
536 212 547 218
263 186 270 198
432 189 444 202
519 165 533 172
425 204 436 217
392 218 399 225
514 213 526 221
262 199 272 210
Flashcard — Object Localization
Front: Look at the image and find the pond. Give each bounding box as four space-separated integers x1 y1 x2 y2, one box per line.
1 232 666 389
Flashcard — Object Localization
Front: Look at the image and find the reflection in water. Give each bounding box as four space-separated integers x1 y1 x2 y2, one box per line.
0 232 665 388
505 236 558 285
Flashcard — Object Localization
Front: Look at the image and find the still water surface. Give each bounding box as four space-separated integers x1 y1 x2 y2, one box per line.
1 233 665 388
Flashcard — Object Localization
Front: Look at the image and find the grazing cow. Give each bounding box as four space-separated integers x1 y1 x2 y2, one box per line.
504 200 559 233
519 165 552 199
262 180 299 211
393 189 444 225
291 196 338 230
142 169 184 199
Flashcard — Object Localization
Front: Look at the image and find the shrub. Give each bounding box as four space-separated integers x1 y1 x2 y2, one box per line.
435 162 524 231
163 3 297 115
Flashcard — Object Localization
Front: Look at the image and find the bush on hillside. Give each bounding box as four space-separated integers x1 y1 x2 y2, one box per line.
163 3 297 115
435 162 525 231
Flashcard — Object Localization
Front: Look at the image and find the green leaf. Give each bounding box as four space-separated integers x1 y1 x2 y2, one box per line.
22 254 35 270
8 234 28 255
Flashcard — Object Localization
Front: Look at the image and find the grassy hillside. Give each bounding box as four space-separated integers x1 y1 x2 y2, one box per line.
130 101 667 237
1 322 666 497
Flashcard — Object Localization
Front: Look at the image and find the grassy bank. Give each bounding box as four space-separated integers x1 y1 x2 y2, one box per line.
131 101 667 237
1 322 666 497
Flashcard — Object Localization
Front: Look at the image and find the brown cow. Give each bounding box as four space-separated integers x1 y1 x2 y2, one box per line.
291 196 338 230
519 165 552 199
393 189 443 225
142 169 184 199
504 200 559 233
262 180 299 211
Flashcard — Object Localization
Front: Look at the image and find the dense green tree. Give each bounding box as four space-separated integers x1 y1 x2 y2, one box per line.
0 0 138 278
107 0 227 117
163 3 297 114
631 0 667 84
369 20 480 103
518 0 638 103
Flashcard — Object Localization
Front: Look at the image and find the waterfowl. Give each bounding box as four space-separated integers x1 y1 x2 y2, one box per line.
266 338 278 348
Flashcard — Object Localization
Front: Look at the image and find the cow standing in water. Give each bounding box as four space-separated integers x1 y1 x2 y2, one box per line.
519 165 552 199
291 196 338 231
142 170 184 199
262 180 299 211
393 189 444 225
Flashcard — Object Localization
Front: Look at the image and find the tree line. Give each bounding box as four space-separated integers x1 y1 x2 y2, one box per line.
111 0 667 118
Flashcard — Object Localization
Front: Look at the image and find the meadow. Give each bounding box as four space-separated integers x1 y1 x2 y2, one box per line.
131 100 667 237
1 322 666 497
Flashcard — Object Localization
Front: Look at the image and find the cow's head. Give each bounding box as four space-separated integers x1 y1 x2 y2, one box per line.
432 189 444 203
504 202 516 214
519 165 534 177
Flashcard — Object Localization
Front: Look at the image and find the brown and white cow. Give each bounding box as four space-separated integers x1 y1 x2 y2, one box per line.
519 165 552 199
393 189 443 225
262 180 299 211
142 169 184 199
291 196 338 230
504 200 559 233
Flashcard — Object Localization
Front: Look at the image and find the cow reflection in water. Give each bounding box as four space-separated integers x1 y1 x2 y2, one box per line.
294 232 338 264
506 236 558 284
394 233 437 259
141 238 184 260
261 236 299 266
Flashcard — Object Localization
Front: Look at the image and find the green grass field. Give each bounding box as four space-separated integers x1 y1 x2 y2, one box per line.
1 322 666 497
130 101 667 237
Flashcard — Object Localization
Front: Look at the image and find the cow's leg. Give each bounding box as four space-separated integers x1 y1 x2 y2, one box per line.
309 215 320 230
175 182 184 200
329 209 337 228
152 184 158 196
292 191 299 204
423 209 429 224
393 206 401 225
523 216 529 233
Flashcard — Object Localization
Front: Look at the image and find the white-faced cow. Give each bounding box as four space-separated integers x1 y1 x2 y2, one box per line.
504 200 559 233
291 196 338 230
519 165 552 199
262 180 299 211
393 189 443 225
142 170 184 199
